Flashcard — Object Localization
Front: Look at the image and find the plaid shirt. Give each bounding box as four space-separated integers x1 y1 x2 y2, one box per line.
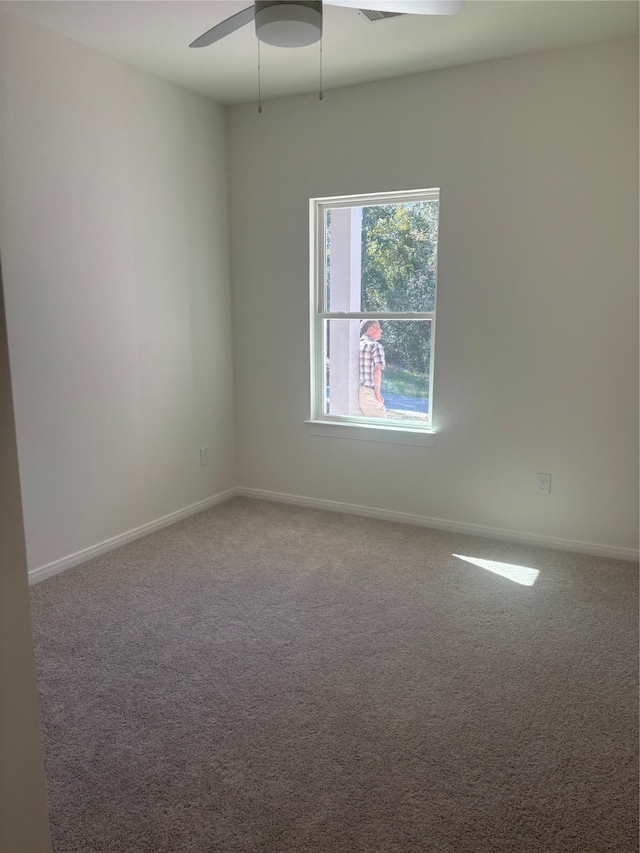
359 334 385 387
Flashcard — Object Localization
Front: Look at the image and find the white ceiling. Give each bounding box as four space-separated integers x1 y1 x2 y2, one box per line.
2 1 638 105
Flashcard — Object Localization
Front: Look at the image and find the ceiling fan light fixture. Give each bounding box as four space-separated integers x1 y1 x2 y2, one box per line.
255 1 323 47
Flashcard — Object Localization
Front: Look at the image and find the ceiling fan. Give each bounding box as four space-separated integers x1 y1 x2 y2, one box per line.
190 0 465 50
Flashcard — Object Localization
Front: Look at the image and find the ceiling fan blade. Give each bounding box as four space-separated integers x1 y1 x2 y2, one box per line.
326 0 464 14
189 5 255 48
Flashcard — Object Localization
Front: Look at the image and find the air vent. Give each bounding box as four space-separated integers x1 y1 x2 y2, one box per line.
359 9 404 22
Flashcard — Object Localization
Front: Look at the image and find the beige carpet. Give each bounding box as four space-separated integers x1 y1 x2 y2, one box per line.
30 497 638 852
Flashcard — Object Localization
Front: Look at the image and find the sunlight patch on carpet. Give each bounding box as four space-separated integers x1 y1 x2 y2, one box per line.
453 554 539 586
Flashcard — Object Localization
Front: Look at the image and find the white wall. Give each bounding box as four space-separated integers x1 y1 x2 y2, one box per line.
1 13 237 573
227 38 639 554
0 20 637 566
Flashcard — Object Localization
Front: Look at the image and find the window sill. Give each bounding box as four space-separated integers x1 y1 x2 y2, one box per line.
305 420 437 447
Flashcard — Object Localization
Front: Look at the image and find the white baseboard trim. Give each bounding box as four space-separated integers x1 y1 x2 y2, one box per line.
29 485 639 585
28 489 239 585
236 487 640 562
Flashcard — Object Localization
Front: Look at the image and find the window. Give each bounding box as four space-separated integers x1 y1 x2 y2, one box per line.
309 188 439 441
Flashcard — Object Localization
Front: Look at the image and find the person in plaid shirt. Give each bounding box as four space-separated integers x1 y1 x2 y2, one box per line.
358 319 387 418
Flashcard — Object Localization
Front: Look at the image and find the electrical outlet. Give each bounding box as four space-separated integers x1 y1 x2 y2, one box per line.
537 472 551 495
200 447 209 467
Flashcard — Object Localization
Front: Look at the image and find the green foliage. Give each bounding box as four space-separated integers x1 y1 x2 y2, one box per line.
384 364 428 398
361 201 438 373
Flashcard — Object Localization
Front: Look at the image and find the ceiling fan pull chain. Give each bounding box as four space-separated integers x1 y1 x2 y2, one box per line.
257 39 263 114
319 36 323 101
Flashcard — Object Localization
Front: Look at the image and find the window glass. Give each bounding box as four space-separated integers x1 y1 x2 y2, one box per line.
325 201 438 313
323 318 431 426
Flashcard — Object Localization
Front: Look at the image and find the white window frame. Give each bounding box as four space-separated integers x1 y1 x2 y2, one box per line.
307 187 439 446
